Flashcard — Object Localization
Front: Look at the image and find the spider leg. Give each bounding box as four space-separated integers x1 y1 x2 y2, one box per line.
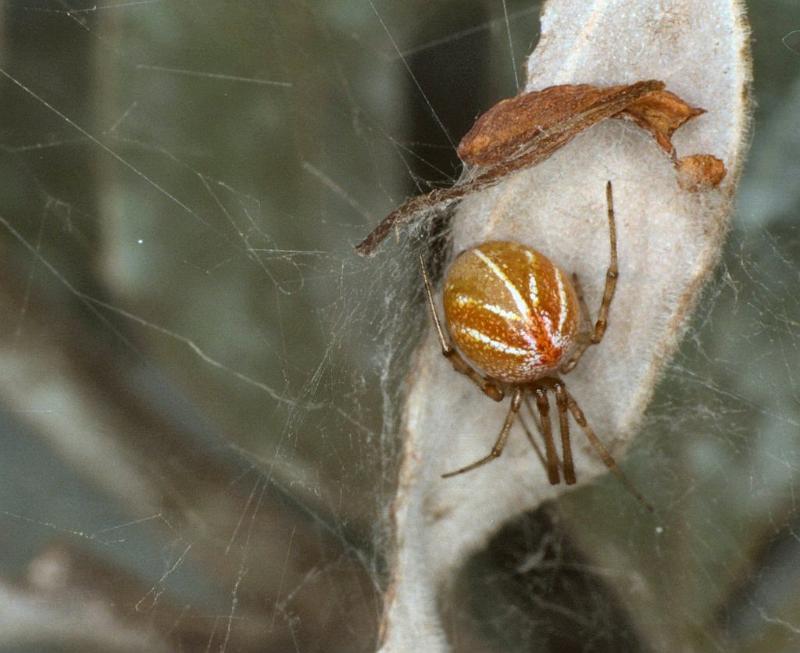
561 180 619 374
518 398 548 472
533 388 561 485
564 389 653 512
560 273 592 374
442 388 522 478
554 383 576 485
420 255 504 402
591 180 619 344
571 272 592 330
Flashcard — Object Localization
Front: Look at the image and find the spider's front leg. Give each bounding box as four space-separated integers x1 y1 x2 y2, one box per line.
419 255 504 402
561 181 619 374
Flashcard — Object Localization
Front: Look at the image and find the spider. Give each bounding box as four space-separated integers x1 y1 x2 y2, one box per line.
420 181 650 508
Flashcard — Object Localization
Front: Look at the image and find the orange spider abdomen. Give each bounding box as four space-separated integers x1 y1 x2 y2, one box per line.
443 241 580 384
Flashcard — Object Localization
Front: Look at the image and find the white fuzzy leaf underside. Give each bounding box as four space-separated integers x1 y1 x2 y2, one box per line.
380 1 751 651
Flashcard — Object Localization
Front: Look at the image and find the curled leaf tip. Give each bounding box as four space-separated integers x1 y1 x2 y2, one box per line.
676 154 727 191
622 90 707 156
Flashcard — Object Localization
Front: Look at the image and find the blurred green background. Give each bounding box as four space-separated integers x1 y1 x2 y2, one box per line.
0 1 798 651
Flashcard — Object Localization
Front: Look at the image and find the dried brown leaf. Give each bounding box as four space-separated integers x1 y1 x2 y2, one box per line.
356 80 665 256
457 81 665 165
357 81 720 257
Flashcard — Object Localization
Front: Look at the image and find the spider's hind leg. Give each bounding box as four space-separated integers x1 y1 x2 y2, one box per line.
532 388 561 485
564 389 653 512
554 383 576 485
441 388 523 478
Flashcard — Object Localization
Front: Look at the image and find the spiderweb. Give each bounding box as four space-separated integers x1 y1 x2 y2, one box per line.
0 1 797 652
